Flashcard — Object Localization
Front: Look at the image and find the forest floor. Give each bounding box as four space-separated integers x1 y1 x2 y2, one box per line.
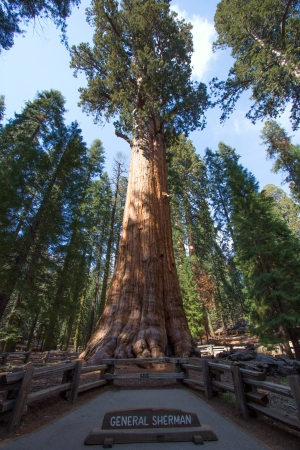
0 339 300 449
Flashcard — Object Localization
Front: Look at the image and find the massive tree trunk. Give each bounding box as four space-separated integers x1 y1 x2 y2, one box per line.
81 119 193 363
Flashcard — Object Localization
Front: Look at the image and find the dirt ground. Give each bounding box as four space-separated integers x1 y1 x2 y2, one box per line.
0 362 300 449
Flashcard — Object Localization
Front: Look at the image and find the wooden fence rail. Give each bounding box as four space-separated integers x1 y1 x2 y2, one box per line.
197 345 247 356
0 360 109 433
1 356 300 436
183 359 300 432
0 351 80 366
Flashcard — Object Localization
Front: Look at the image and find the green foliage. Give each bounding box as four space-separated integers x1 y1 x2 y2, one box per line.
0 0 80 52
179 259 204 338
70 0 209 140
167 136 214 338
261 120 300 201
205 144 249 323
0 90 116 351
217 144 300 345
0 95 5 122
263 184 300 237
213 0 300 129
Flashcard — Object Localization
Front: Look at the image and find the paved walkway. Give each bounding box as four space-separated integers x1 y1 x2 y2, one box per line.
0 389 269 450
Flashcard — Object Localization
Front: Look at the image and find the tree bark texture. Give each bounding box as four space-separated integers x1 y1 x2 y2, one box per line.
81 120 193 363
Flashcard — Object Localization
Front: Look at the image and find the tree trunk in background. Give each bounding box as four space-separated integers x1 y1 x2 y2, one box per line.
98 195 117 318
0 135 74 320
27 307 41 350
63 316 74 351
74 294 85 351
287 328 300 360
3 293 23 352
81 120 193 363
99 156 124 318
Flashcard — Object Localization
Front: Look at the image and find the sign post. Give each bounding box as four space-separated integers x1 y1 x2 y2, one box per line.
85 408 218 447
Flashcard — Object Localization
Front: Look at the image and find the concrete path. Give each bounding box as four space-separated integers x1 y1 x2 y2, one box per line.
0 389 269 450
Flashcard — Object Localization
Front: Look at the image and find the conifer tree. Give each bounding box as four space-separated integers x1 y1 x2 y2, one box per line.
218 144 300 358
167 136 215 340
263 184 300 237
98 152 127 318
71 0 209 361
205 145 247 319
261 120 300 202
0 90 97 325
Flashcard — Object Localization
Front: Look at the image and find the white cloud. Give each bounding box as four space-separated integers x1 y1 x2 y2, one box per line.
171 4 216 81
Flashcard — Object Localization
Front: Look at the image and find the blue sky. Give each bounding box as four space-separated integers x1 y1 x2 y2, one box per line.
1 0 299 190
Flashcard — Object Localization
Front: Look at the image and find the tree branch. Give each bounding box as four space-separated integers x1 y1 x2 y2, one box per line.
281 0 293 42
104 12 122 38
248 30 300 79
115 131 131 145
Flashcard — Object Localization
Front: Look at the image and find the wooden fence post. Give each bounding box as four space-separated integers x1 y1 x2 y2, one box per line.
2 353 9 366
24 351 31 364
288 375 300 419
69 360 82 404
175 361 183 385
7 365 35 433
60 364 74 399
202 360 213 399
231 365 249 420
180 362 189 383
4 368 22 402
43 351 49 365
106 363 115 385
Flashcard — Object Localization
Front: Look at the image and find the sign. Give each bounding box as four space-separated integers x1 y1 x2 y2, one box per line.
102 408 200 429
85 408 218 446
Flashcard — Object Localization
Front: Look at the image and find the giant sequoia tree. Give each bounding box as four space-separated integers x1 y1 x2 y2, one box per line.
71 0 208 362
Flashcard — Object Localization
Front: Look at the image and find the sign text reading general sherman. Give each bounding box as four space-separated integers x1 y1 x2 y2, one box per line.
102 409 201 430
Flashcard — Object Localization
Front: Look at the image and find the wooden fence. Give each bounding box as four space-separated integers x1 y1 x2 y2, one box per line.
197 344 247 356
1 357 300 436
0 346 249 365
0 351 80 366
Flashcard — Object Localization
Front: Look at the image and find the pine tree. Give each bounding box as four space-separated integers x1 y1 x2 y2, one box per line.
167 136 215 340
261 120 300 202
98 152 127 318
205 145 247 320
0 90 68 319
219 144 300 358
263 184 300 237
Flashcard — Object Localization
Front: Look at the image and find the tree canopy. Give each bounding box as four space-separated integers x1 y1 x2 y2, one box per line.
0 0 80 52
213 0 300 129
261 120 300 201
70 0 209 142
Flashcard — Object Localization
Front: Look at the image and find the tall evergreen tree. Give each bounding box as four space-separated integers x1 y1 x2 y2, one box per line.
261 120 300 202
205 145 247 319
71 0 209 362
167 136 215 339
0 90 94 322
218 144 300 358
263 184 300 237
98 152 127 318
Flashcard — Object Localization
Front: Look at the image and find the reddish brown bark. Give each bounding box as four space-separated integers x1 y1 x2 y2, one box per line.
81 120 193 363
